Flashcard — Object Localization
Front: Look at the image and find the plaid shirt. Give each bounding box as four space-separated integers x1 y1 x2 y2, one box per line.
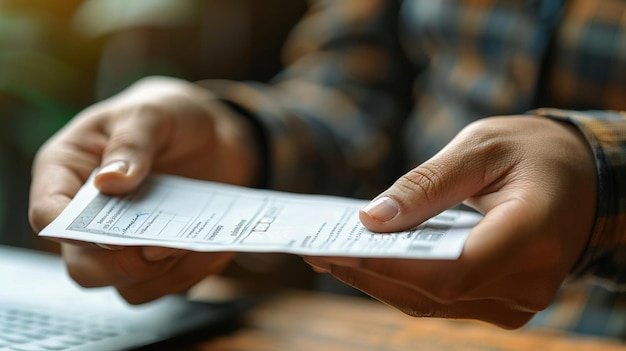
204 0 626 318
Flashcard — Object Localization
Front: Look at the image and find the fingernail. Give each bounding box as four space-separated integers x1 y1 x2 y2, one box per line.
142 247 177 261
362 196 400 223
97 160 129 176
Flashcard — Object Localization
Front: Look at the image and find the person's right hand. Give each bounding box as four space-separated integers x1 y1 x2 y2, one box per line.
28 76 262 303
304 116 596 329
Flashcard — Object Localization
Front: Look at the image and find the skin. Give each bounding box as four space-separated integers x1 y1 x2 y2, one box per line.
29 77 597 328
28 76 261 304
304 116 596 329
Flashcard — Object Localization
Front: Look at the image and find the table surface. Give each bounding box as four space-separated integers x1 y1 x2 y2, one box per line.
186 289 626 351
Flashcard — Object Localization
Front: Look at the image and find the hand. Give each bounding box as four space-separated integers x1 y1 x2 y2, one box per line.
29 76 260 303
305 116 596 329
62 245 235 304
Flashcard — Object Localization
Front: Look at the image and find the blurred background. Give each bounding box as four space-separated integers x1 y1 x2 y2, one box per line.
3 1 626 339
0 0 307 251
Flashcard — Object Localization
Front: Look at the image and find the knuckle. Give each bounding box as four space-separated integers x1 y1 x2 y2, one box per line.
458 121 522 173
396 164 445 203
104 133 143 155
104 104 170 152
112 103 165 126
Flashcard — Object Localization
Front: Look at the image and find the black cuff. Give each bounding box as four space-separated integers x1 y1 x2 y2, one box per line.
218 99 270 189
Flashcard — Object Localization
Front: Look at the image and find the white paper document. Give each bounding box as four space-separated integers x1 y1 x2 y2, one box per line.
40 173 482 259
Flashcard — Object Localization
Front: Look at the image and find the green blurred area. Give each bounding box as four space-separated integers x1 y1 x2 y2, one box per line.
0 0 306 251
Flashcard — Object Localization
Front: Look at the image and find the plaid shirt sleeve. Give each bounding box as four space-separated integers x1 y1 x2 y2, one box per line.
201 0 626 288
533 108 626 286
200 0 415 199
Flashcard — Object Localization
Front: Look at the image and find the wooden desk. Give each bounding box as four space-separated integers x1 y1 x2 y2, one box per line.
188 290 626 351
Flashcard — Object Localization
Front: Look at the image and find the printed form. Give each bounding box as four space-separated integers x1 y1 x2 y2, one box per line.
40 174 482 259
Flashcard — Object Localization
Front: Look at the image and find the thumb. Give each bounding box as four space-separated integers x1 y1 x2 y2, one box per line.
94 110 166 195
360 142 492 233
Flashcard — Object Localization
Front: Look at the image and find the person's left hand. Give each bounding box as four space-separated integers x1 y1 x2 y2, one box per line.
61 244 235 304
28 76 257 304
304 115 597 329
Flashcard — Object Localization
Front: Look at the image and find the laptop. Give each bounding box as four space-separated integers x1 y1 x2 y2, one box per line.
0 244 249 350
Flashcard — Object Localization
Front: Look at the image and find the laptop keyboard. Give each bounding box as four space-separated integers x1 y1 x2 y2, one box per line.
0 303 127 351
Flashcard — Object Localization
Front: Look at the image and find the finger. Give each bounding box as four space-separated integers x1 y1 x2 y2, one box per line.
304 256 352 275
29 128 107 233
94 108 171 195
336 200 560 304
311 266 330 274
62 244 180 288
457 270 564 313
116 252 235 304
42 237 118 249
327 254 562 312
327 264 535 329
359 121 516 233
141 246 186 261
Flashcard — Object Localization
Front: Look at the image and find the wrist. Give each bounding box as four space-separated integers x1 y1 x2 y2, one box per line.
215 100 268 188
